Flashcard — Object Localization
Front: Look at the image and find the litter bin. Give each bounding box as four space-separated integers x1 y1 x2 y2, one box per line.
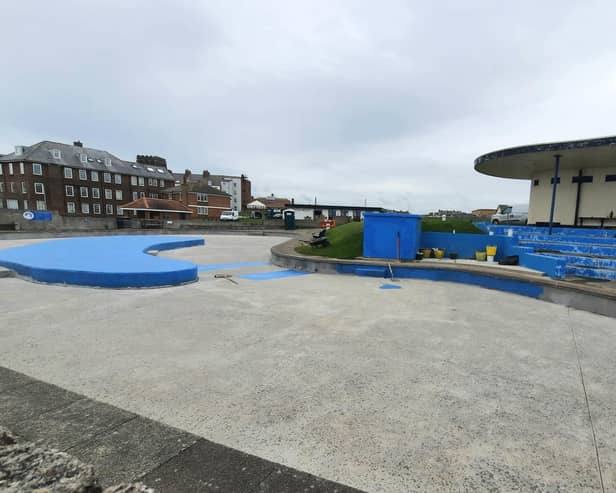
283 209 296 230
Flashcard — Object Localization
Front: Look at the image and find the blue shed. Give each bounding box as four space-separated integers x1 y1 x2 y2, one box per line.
363 213 422 260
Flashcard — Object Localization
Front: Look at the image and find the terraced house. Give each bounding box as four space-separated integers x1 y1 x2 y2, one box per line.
0 141 175 217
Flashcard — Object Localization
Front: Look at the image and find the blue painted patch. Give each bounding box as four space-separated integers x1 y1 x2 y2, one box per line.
239 270 311 281
0 235 204 288
380 283 401 289
198 261 270 271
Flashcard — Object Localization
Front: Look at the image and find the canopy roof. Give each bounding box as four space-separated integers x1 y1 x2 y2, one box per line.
474 135 616 179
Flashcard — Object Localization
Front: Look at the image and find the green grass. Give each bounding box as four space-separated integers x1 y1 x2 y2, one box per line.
295 217 484 260
295 221 364 259
421 217 484 234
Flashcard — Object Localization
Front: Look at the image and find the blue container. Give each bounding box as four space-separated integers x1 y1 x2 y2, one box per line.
363 213 422 260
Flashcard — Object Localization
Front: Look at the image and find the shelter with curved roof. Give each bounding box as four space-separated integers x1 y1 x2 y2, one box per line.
475 136 616 228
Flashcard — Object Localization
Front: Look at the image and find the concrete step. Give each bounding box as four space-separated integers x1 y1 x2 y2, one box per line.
518 235 616 246
521 241 616 258
565 265 616 280
354 266 387 278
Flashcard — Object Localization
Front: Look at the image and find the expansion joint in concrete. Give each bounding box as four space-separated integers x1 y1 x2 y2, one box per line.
568 308 605 493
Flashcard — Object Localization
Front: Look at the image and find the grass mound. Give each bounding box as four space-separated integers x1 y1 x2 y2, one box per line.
421 217 484 234
296 221 363 259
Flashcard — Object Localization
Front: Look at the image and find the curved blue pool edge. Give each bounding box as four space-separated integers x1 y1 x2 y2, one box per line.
0 235 205 288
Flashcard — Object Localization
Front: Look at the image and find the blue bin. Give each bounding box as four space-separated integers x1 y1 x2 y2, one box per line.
363 213 422 260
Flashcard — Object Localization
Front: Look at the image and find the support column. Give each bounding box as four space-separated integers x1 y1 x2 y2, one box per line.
548 154 561 235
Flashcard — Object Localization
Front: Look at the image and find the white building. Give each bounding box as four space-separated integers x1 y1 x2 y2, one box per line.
475 135 616 227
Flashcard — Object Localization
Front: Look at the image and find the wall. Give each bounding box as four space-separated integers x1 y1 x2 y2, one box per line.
0 209 117 231
420 232 507 260
528 166 616 225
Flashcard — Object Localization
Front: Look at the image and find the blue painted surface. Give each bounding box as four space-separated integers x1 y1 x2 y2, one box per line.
354 266 387 277
239 270 311 281
337 263 544 298
363 213 422 260
380 283 402 289
420 232 503 260
198 261 270 271
0 235 204 288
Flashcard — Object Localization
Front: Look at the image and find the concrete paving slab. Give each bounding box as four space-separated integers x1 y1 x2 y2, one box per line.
0 380 82 430
141 438 277 492
0 234 613 491
0 366 36 392
18 397 137 451
71 416 199 487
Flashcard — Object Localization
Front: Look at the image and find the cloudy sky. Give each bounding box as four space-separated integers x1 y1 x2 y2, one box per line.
3 1 616 212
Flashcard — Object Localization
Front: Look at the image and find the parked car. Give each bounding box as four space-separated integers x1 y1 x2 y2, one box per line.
220 210 240 221
491 204 528 225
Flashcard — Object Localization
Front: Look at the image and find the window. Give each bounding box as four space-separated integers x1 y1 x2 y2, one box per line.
0 183 3 192
138 177 144 186
36 200 46 211
572 175 593 184
7 199 19 209
197 206 208 215
197 192 208 202
132 191 138 200
32 163 42 175
9 182 15 193
51 149 61 159
80 187 88 198
92 187 100 199
91 170 99 181
34 183 45 194
80 154 88 163
139 192 145 198
149 193 158 198
114 174 122 185
8 163 13 175
65 185 74 197
105 189 113 200
93 203 101 214
79 169 88 180
105 204 113 214
605 174 616 182
103 172 111 183
19 162 24 174
81 203 90 214
117 207 124 216
21 182 27 194
533 179 539 186
104 157 112 167
159 179 165 187
0 164 3 175
23 200 28 210
67 202 75 214
550 177 560 184
115 190 123 200
130 176 137 186
64 167 73 179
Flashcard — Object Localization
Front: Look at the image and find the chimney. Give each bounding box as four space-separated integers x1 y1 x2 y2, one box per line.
73 141 83 147
183 169 191 184
202 170 210 178
291 198 295 205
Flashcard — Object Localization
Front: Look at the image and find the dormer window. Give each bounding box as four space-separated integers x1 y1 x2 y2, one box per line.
104 157 112 167
80 153 88 163
51 149 61 159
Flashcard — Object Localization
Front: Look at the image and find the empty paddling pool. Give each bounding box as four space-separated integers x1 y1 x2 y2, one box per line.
0 235 204 288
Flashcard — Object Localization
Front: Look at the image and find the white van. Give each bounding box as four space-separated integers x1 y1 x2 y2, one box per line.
491 204 528 225
220 210 240 221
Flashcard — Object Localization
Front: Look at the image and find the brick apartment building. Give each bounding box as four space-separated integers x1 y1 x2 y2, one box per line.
173 170 252 211
0 141 176 217
163 173 232 219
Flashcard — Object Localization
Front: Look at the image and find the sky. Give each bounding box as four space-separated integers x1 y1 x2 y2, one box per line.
2 1 616 213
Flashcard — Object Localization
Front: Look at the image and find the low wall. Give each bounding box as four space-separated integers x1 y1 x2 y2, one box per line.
0 210 116 232
420 232 507 260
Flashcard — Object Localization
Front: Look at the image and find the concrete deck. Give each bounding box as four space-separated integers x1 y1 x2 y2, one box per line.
1 234 614 491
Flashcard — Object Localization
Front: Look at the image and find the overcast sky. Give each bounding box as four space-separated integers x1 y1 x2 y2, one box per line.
3 1 616 212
